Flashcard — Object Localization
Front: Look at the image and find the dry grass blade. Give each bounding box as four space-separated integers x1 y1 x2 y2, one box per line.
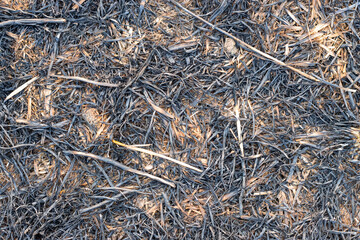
144 91 175 119
0 18 66 27
64 150 175 188
168 0 355 92
5 77 39 101
112 140 202 172
51 75 120 87
234 102 244 157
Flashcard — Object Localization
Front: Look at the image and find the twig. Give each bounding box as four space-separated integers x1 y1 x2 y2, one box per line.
168 0 355 92
112 140 202 172
79 190 138 214
72 0 86 10
0 18 66 27
51 75 120 87
168 41 198 51
64 151 175 188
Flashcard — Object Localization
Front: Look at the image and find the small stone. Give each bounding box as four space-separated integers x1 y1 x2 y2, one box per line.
224 38 238 55
82 107 100 128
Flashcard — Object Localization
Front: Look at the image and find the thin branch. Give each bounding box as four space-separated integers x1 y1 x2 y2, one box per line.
64 151 175 188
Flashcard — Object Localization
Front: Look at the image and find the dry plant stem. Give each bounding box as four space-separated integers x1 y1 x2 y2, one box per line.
112 140 202 172
0 18 66 27
5 77 39 101
64 151 175 188
168 0 355 93
52 75 120 87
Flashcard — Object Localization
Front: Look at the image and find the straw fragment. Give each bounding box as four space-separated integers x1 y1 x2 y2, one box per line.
112 140 202 172
5 77 39 101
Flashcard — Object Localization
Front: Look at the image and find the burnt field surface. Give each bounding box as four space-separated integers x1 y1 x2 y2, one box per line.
1 0 360 239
